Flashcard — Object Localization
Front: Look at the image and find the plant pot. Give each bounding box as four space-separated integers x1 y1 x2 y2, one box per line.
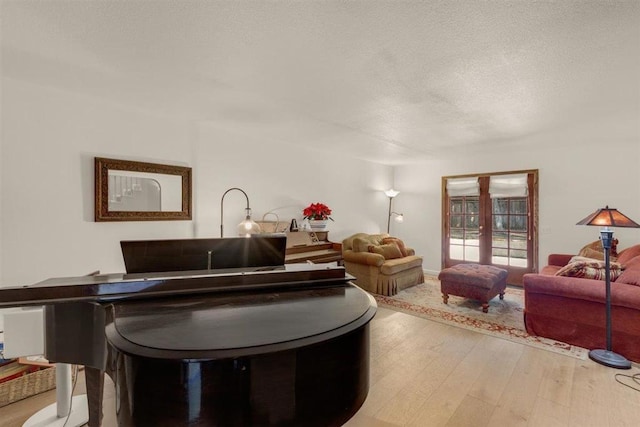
309 220 329 231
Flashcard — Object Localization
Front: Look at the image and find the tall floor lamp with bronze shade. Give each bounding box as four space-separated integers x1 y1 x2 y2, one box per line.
577 205 640 369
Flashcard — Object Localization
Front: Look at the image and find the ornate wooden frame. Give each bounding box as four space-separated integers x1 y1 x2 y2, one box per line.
94 157 192 222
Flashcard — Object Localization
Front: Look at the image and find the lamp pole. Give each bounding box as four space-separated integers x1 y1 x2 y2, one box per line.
387 197 393 234
601 228 613 353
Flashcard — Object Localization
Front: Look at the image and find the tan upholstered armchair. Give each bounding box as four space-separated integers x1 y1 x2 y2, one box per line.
342 233 424 296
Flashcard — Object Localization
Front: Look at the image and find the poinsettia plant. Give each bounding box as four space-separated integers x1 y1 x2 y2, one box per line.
303 202 334 221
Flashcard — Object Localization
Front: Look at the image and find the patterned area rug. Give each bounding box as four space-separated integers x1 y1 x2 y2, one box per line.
374 276 588 360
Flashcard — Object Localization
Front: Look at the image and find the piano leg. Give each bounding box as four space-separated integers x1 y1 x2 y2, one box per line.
85 367 105 427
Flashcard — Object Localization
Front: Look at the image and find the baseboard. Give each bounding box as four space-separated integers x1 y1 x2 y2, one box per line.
423 269 439 278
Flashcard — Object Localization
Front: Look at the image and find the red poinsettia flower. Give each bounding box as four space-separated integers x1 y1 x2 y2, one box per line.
302 202 334 221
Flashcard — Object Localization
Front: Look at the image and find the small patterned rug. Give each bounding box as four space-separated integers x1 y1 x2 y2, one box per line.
374 276 588 360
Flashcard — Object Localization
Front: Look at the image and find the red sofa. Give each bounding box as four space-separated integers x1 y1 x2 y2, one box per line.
523 244 640 362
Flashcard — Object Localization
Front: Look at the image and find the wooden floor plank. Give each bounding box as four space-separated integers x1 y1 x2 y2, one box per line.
528 396 570 427
536 350 576 407
445 395 495 427
467 337 524 406
487 346 552 425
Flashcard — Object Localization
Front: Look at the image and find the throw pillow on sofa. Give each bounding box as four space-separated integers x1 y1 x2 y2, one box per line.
382 237 408 257
578 239 619 260
555 258 622 281
368 243 403 259
616 255 640 287
352 237 371 253
617 244 640 266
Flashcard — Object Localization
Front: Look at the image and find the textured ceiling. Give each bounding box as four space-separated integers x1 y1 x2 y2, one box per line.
2 1 639 165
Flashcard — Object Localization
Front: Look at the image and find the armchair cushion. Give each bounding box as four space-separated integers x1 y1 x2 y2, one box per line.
352 234 386 252
368 243 403 259
352 237 369 253
382 237 408 257
343 250 385 267
380 256 424 275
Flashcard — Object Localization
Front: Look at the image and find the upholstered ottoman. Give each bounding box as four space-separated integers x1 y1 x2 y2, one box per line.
438 264 508 313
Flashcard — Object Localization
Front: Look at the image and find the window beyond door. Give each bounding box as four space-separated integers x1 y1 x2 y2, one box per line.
442 170 538 286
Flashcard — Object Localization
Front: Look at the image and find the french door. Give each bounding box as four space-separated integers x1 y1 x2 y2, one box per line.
442 170 538 286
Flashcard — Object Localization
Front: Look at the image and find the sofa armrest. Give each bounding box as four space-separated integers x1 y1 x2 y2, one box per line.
343 250 385 267
548 253 574 267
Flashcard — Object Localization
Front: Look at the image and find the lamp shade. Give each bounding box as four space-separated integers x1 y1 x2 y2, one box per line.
384 189 399 198
576 206 640 228
237 220 261 236
237 210 262 237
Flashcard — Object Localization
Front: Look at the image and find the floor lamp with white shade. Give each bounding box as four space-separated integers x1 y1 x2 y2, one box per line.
384 189 404 233
576 205 640 369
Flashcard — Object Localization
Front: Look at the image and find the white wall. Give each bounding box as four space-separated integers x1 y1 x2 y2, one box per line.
0 74 3 283
0 78 196 286
191 122 392 242
394 111 640 275
0 77 394 288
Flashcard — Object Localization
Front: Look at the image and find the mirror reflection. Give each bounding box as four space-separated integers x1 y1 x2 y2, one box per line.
108 171 184 212
95 157 192 221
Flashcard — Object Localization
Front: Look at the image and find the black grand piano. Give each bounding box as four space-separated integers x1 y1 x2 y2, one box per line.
0 236 376 427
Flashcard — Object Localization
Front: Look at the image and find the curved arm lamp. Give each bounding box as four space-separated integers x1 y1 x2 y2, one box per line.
577 205 640 369
384 189 401 233
220 187 261 237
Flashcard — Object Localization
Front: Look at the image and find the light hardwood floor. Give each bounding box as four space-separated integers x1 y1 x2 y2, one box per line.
2 306 639 426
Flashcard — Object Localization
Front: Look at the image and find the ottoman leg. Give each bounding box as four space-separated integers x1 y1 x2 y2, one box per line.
442 293 449 304
482 302 489 313
499 292 505 300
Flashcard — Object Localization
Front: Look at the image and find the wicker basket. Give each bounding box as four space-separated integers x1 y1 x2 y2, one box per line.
0 366 56 407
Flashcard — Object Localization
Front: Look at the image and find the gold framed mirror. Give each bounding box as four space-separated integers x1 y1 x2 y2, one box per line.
95 157 192 222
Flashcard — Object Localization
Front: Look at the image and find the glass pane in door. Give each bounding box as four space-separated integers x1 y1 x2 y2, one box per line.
491 197 528 267
449 196 480 262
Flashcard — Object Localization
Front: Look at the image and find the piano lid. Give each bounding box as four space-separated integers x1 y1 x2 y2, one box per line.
0 263 352 308
106 284 374 354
